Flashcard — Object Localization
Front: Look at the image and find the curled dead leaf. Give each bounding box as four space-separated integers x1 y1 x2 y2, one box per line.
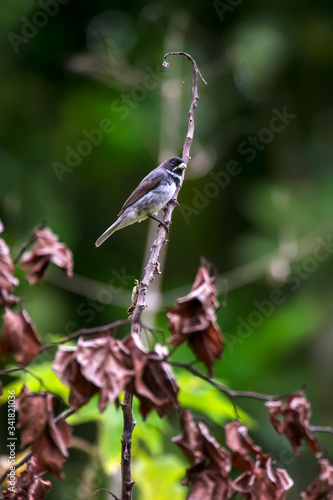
167 264 224 376
301 459 333 499
185 463 233 500
225 420 263 472
0 309 41 366
31 418 72 479
54 336 133 412
173 410 232 499
0 239 20 307
233 455 293 500
17 386 53 447
21 228 73 284
172 408 204 464
17 387 72 478
265 392 320 457
53 346 99 410
2 457 51 499
124 335 179 418
53 334 179 418
75 336 133 412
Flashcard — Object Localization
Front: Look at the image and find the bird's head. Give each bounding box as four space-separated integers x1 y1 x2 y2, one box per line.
163 157 187 176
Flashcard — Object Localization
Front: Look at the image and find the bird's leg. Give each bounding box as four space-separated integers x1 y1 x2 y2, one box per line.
149 215 170 232
168 198 179 207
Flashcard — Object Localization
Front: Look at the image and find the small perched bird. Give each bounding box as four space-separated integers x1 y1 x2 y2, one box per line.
95 156 186 247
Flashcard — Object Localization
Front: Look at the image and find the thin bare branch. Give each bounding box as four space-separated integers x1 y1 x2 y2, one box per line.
119 52 206 500
92 488 120 499
120 392 136 500
130 52 206 336
38 319 131 355
0 452 33 485
168 359 278 402
0 367 22 376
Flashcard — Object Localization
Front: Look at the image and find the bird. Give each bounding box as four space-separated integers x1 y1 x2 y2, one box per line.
95 156 186 247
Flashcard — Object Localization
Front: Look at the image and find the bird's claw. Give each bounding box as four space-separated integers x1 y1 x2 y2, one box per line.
169 198 179 207
149 214 171 231
159 220 170 232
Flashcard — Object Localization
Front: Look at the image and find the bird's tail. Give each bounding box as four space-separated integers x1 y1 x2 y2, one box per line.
95 220 121 247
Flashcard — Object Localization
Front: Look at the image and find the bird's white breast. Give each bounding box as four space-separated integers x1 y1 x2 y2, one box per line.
135 180 176 218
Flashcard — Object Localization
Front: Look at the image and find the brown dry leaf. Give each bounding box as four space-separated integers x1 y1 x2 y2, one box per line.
301 459 333 500
17 387 53 447
173 409 205 463
233 455 293 500
265 391 321 457
225 420 263 472
21 228 73 284
0 238 20 307
54 334 178 417
75 336 133 412
124 335 179 418
173 410 231 469
17 387 72 478
199 422 231 473
173 410 232 499
53 346 99 410
1 309 41 366
167 264 224 376
31 418 72 479
54 336 134 412
186 463 233 500
2 457 51 499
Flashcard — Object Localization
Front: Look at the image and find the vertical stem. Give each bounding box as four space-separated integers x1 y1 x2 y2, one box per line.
120 52 206 500
141 14 191 333
120 392 135 500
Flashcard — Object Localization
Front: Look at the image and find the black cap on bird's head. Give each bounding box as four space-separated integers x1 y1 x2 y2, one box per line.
162 156 187 175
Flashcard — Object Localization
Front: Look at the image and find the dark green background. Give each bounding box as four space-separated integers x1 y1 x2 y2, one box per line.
1 0 333 498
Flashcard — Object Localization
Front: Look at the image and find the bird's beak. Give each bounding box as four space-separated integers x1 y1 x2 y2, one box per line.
174 162 187 171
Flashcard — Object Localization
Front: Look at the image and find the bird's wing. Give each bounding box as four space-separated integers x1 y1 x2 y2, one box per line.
118 169 164 216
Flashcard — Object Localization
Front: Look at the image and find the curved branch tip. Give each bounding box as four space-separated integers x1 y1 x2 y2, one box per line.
163 51 207 85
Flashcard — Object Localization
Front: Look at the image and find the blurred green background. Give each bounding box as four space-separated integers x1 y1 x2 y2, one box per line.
1 0 333 498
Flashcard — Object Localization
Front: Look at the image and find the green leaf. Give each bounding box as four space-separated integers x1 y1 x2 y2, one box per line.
0 379 24 406
133 402 166 455
66 394 102 425
0 362 69 404
133 452 186 500
97 397 170 474
97 403 124 474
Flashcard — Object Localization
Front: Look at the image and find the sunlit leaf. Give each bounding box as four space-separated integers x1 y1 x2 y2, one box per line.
133 452 186 500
